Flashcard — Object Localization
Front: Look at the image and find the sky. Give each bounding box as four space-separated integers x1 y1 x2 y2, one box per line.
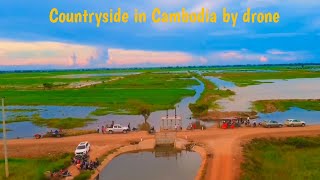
0 0 319 70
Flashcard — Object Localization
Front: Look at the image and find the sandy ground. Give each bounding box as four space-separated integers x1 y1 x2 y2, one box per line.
1 126 320 180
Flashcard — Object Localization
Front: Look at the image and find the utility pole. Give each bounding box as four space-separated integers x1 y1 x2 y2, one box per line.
2 97 9 178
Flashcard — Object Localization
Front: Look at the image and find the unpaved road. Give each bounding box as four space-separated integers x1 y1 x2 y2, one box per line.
1 126 320 180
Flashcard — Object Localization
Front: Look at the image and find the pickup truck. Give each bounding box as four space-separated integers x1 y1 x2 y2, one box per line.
107 124 129 134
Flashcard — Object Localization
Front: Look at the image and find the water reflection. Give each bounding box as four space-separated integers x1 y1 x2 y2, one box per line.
99 150 201 180
205 76 236 89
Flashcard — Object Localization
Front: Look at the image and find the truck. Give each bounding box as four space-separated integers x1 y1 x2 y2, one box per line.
107 124 129 134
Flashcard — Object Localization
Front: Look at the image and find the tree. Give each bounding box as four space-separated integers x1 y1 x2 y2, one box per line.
43 83 54 90
129 100 152 123
138 105 151 123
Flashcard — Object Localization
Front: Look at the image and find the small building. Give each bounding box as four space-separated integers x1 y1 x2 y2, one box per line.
160 116 182 131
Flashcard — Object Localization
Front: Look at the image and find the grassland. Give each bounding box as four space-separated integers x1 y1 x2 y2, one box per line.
204 71 320 87
0 153 72 180
241 137 320 180
253 99 320 113
30 114 96 129
5 114 96 129
189 74 235 117
0 72 198 115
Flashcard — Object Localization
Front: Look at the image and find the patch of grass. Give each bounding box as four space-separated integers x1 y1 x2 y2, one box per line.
189 74 235 117
241 137 320 180
74 170 94 180
6 108 39 112
0 128 11 132
31 114 96 129
0 153 72 180
6 115 31 123
205 71 320 87
43 129 97 137
90 107 130 116
253 99 320 113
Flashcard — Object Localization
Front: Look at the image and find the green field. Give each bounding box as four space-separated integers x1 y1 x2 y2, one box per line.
0 72 198 115
0 153 72 180
253 99 320 113
204 71 320 87
241 137 320 180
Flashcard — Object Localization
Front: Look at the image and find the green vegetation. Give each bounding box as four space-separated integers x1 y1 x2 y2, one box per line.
43 129 97 137
6 108 39 112
0 128 11 132
204 71 320 87
31 114 96 129
6 115 31 123
0 72 198 115
0 153 72 180
253 99 320 113
189 74 235 116
74 171 94 180
241 137 320 180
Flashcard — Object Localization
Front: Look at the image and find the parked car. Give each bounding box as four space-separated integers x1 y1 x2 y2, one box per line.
285 119 306 127
75 141 90 155
261 120 283 128
107 124 129 134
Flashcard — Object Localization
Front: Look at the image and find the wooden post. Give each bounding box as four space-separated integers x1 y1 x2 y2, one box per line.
2 97 9 178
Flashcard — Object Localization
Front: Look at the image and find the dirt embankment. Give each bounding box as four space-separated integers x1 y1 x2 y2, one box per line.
1 126 320 180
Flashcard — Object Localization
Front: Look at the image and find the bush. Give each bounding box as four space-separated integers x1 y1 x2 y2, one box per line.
74 171 93 180
138 122 151 131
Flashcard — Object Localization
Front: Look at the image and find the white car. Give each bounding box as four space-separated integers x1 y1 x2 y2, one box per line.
75 141 90 155
107 124 129 134
284 119 306 127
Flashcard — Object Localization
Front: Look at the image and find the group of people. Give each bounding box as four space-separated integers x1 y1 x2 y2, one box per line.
72 155 100 171
221 117 258 129
96 121 115 133
96 121 134 133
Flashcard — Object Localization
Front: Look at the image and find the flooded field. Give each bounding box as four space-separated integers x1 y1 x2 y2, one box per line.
0 78 214 139
0 106 96 139
216 78 320 112
88 78 214 131
99 150 201 180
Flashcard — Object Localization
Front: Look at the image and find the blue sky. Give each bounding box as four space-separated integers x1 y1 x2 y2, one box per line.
0 0 319 69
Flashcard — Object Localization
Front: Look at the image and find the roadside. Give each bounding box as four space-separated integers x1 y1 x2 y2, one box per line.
1 126 320 180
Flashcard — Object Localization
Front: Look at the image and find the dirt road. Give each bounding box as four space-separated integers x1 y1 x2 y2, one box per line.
1 126 320 180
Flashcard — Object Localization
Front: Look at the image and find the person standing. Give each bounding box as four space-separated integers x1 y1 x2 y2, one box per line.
97 125 100 133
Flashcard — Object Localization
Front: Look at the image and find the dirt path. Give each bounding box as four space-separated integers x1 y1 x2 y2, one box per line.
1 126 320 180
178 125 320 180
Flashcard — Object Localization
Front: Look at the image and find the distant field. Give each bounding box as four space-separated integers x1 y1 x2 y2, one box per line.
0 71 198 114
253 99 320 113
204 70 320 87
241 137 320 180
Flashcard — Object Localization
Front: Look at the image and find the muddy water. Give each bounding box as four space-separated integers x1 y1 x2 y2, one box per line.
99 150 201 180
215 78 320 112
